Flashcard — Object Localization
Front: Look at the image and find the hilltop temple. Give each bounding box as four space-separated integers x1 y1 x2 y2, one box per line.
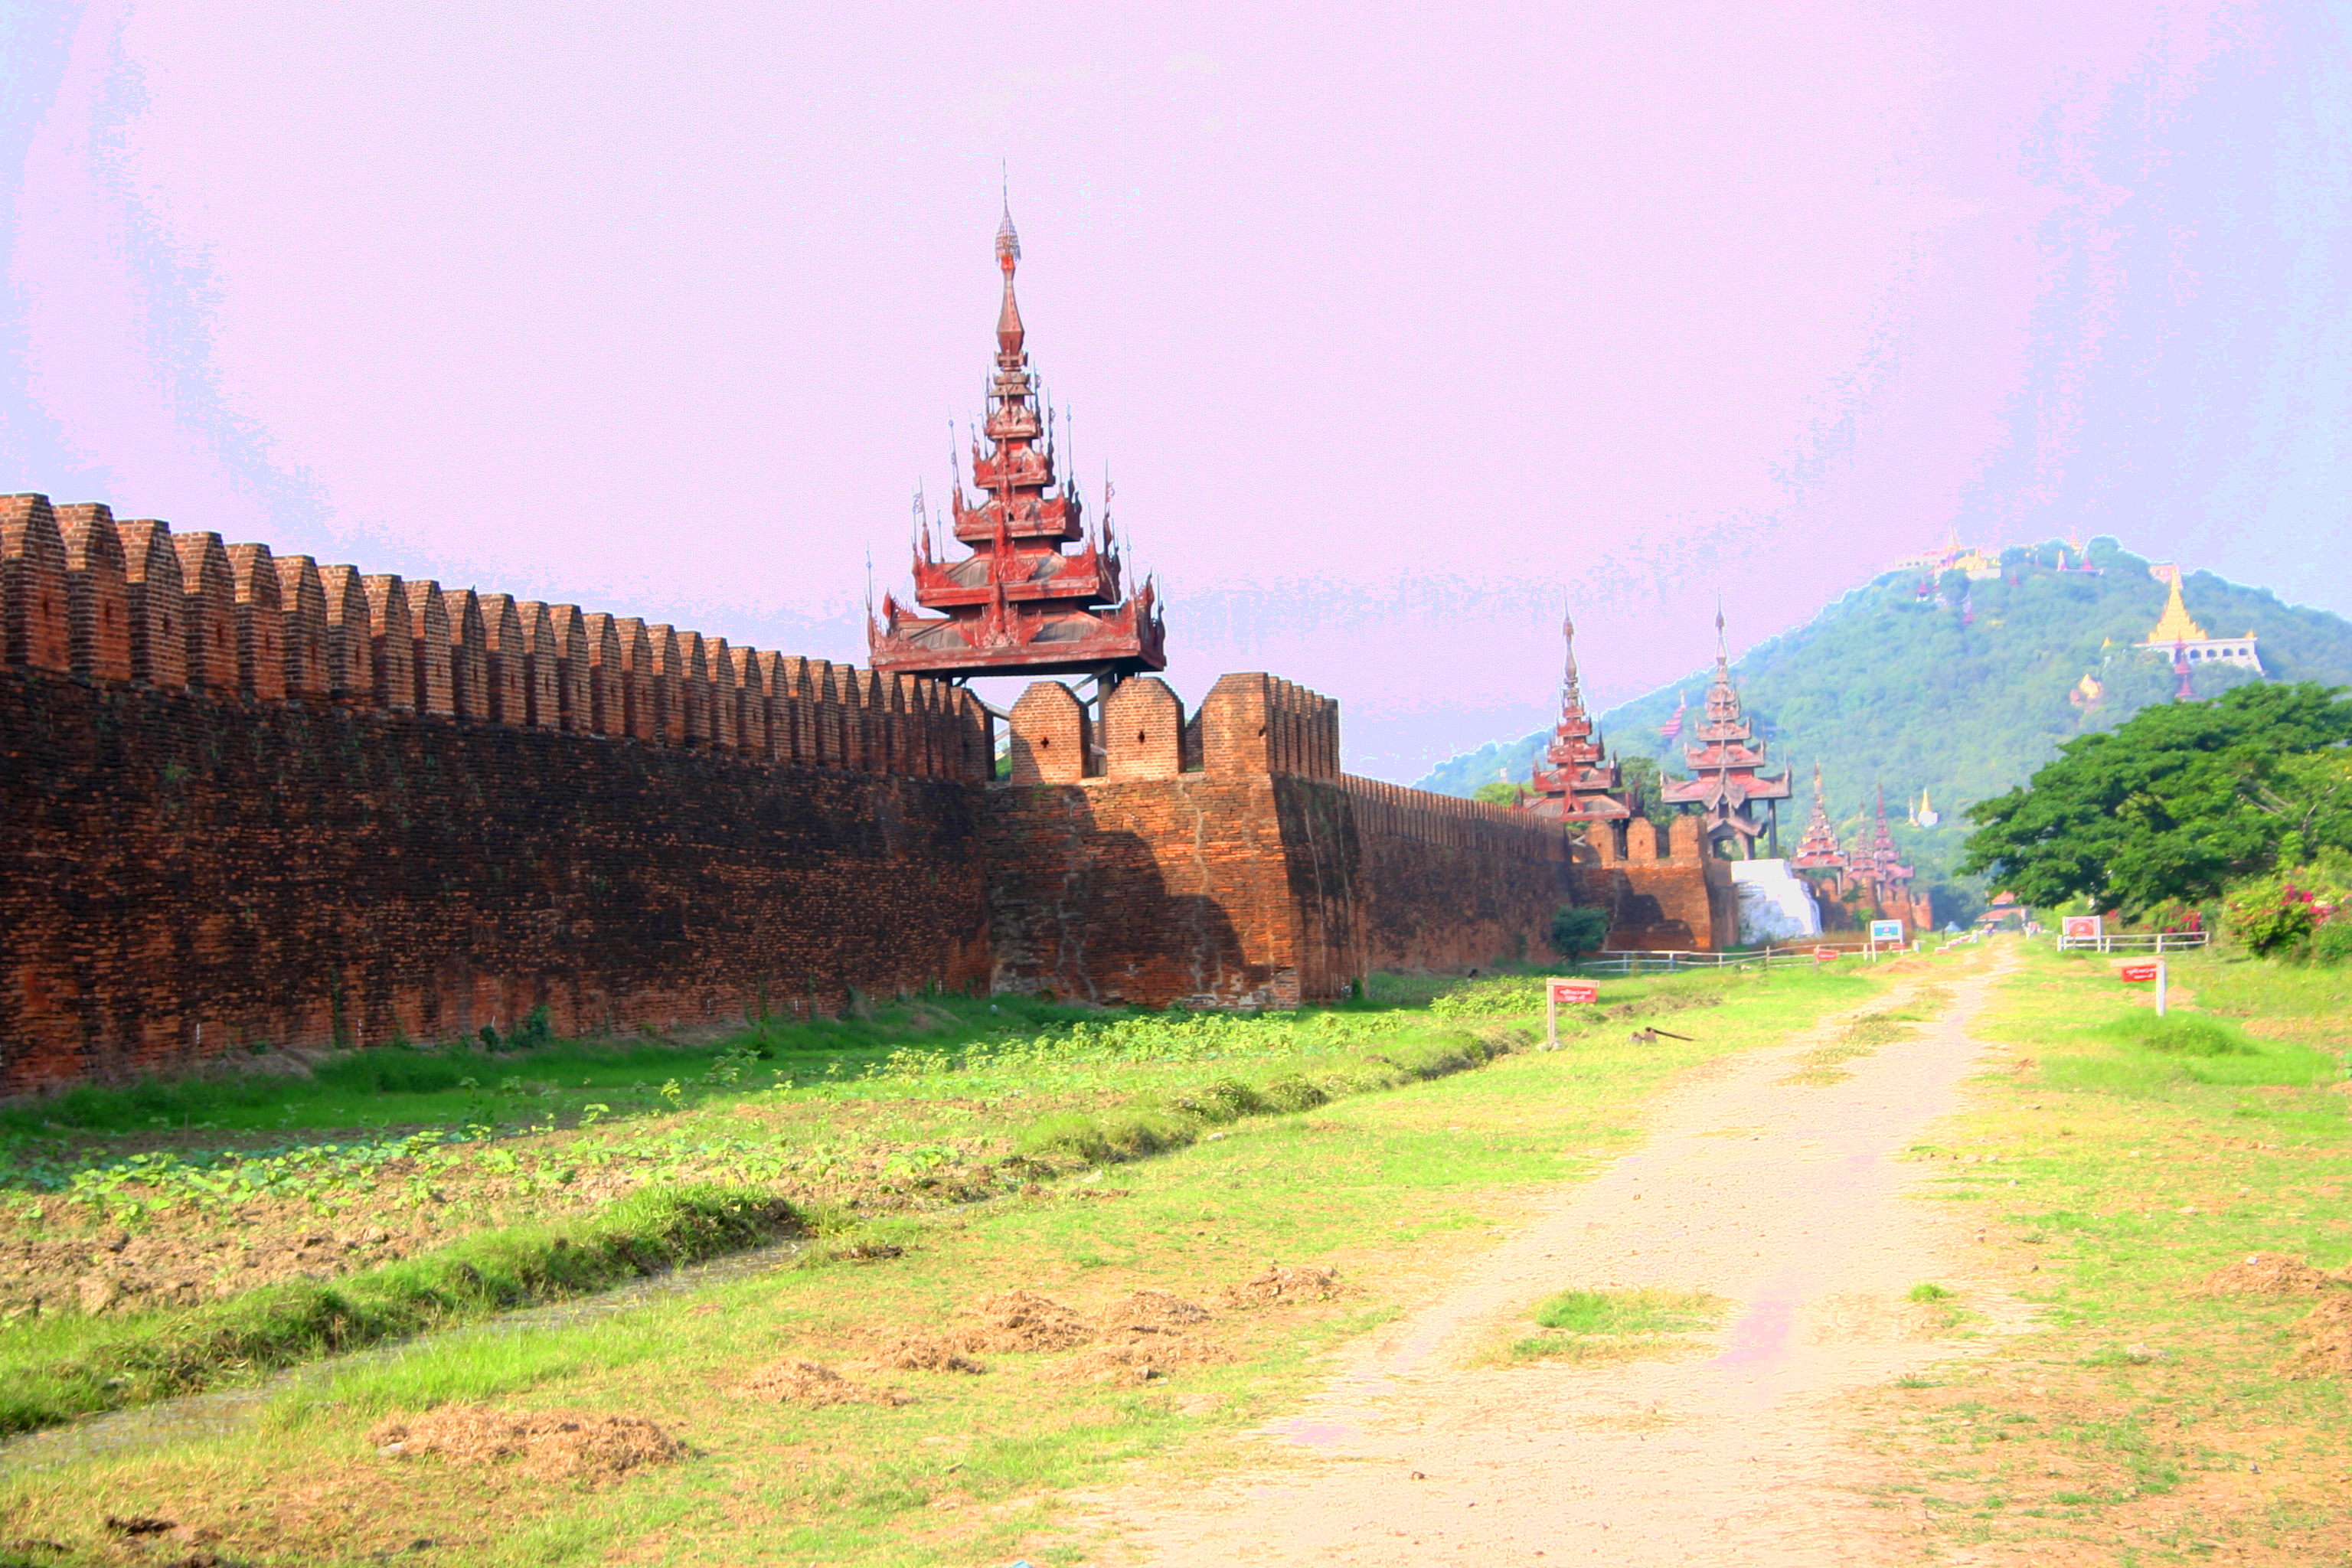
1659 611 1792 858
867 203 1165 681
2135 564 2260 674
1523 613 1632 822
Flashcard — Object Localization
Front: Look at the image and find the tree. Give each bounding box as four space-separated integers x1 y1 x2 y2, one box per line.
1615 756 1674 828
1960 682 2352 916
1550 905 1612 964
1472 780 1525 805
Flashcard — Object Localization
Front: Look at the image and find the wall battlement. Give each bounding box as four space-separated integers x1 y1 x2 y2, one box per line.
0 494 991 782
2 495 1734 1093
986 675 1615 1006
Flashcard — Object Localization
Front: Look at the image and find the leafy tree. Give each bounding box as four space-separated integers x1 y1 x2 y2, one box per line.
1959 682 2352 915
1615 756 1674 828
1472 781 1525 805
1550 905 1612 963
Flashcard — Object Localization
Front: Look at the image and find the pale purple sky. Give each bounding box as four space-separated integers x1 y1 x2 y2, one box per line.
3 2 2346 779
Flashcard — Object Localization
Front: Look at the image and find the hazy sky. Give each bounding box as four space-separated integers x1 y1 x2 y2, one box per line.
2 2 2346 779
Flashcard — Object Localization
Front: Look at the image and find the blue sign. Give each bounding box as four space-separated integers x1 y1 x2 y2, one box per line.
1870 919 1906 943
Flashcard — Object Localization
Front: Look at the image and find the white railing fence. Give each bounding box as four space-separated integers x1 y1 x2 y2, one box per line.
1576 939 1922 975
2053 930 2210 953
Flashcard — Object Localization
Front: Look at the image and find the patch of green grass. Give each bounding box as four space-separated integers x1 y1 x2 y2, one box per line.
1504 1287 1729 1361
1533 1286 1723 1334
1908 1282 1954 1302
1781 1011 1917 1084
0 965 1896 1567
2098 1014 2255 1058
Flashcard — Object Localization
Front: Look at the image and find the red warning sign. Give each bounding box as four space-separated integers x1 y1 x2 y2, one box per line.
2118 962 2161 983
1548 981 1599 1006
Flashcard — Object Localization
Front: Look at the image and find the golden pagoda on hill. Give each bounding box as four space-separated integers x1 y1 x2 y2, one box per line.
2134 565 2261 674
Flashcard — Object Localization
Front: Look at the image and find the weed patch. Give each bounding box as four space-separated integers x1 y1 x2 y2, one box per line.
1503 1287 1727 1363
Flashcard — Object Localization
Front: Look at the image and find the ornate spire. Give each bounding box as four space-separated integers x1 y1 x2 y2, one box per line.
1524 606 1628 821
1660 605 1791 855
1560 609 1583 717
870 204 1166 681
995 195 1025 358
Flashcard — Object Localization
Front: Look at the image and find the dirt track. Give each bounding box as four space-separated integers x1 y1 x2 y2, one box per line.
1089 956 2020 1566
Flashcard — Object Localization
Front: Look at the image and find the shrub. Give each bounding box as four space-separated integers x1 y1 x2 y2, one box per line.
2314 915 2352 967
2224 867 2346 957
1550 905 1611 963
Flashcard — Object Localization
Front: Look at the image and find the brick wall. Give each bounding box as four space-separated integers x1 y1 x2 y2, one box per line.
984 674 1588 1008
0 493 998 1096
1568 815 1739 952
1339 775 1583 972
0 666 991 1095
0 488 1742 1090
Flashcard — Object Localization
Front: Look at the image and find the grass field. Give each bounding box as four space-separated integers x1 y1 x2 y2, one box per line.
0 962 1887 1567
1854 942 2352 1564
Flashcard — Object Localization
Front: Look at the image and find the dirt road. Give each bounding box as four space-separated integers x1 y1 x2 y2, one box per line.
1090 958 2020 1566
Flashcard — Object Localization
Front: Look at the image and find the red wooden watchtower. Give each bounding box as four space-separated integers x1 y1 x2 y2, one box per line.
1660 609 1792 857
868 203 1165 684
1790 762 1849 894
1525 612 1631 822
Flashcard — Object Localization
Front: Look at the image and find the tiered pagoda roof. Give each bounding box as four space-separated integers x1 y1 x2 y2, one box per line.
1790 763 1847 874
869 203 1166 681
1660 610 1791 854
1864 784 1913 889
1525 612 1630 822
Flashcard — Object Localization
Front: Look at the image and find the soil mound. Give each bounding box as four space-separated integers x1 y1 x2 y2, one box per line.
734 1357 910 1406
1049 1338 1238 1385
368 1405 684 1483
2196 1253 2347 1295
1223 1264 1344 1308
2284 1295 2352 1380
1100 1289 1213 1332
872 1334 988 1374
954 1289 1096 1352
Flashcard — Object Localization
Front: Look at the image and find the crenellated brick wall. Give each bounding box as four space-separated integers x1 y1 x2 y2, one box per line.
0 495 992 777
1567 814 1740 952
984 673 1604 1007
0 494 995 1096
2 489 1736 1093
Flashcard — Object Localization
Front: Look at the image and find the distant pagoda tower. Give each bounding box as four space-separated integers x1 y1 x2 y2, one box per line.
1524 611 1630 822
1789 763 1849 896
1660 609 1792 858
1862 783 1930 933
2134 567 2261 675
869 201 1166 681
1864 783 1915 901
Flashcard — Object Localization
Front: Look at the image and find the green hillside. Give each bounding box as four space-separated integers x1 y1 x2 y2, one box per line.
1418 537 2352 916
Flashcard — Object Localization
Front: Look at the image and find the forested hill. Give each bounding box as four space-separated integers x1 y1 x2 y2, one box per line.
1416 537 2352 907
